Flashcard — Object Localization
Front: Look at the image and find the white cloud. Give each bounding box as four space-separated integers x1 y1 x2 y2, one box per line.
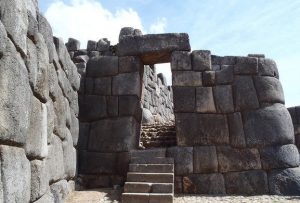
149 18 167 34
44 0 144 47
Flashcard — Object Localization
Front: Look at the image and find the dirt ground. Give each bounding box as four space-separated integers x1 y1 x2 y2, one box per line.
65 188 300 203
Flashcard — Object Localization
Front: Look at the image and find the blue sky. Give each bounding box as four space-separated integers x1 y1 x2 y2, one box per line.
40 0 300 107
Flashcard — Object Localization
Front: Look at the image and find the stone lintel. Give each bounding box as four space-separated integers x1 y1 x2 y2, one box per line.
118 33 191 64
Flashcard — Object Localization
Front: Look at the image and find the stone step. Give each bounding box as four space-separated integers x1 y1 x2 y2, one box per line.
122 193 173 203
127 172 174 183
141 136 176 141
124 182 173 193
131 157 174 164
129 164 174 173
142 141 177 148
130 148 166 158
141 129 175 133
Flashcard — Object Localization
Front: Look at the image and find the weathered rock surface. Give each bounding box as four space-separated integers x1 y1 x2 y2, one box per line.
213 85 234 113
183 174 225 194
258 58 279 78
26 97 48 159
167 146 193 175
194 146 218 173
172 71 202 86
63 131 77 178
112 72 141 96
243 104 294 147
196 87 216 113
118 33 191 64
87 56 118 77
26 35 49 102
79 95 107 122
0 145 31 203
50 180 71 203
173 87 195 112
269 167 300 195
254 76 284 104
0 40 31 145
46 135 65 182
88 117 138 152
171 51 192 71
233 75 259 111
0 0 28 55
227 112 246 148
217 146 261 172
191 50 211 71
176 113 229 146
260 144 299 169
234 57 258 75
30 160 49 202
79 151 117 174
225 170 268 195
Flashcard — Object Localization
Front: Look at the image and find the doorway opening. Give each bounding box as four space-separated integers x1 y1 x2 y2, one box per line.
139 63 176 148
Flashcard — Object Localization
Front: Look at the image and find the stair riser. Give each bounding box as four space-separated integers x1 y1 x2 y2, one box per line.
130 148 166 159
124 183 173 193
124 183 151 193
127 173 174 183
152 184 173 193
122 193 173 203
129 164 174 173
122 193 149 203
149 194 173 203
131 157 174 164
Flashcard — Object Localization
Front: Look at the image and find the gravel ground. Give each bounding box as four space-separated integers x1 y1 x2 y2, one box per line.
65 188 300 203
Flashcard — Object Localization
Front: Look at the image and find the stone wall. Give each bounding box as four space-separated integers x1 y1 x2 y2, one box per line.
0 1 79 202
288 106 300 149
66 33 143 188
142 65 174 124
170 52 300 195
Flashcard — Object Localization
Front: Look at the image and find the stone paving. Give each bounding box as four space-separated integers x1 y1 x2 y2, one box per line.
65 188 300 203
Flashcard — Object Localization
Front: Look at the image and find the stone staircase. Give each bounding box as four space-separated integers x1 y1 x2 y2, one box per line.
122 148 174 203
140 124 176 148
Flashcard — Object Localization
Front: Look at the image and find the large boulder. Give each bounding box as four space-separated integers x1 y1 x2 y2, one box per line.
63 131 76 179
194 146 218 173
217 146 261 172
46 135 65 182
167 147 193 175
225 170 268 195
118 33 191 64
0 39 31 145
233 75 259 111
269 167 300 195
30 160 49 202
254 76 284 104
176 113 229 146
183 174 225 194
88 117 138 152
79 151 117 174
112 72 141 96
25 96 48 159
26 35 49 102
260 144 299 169
0 145 31 203
0 0 28 55
243 103 294 147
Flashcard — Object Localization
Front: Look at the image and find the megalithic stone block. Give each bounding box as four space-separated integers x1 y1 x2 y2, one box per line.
118 33 191 64
243 103 294 147
88 117 138 152
253 76 285 104
225 170 268 195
